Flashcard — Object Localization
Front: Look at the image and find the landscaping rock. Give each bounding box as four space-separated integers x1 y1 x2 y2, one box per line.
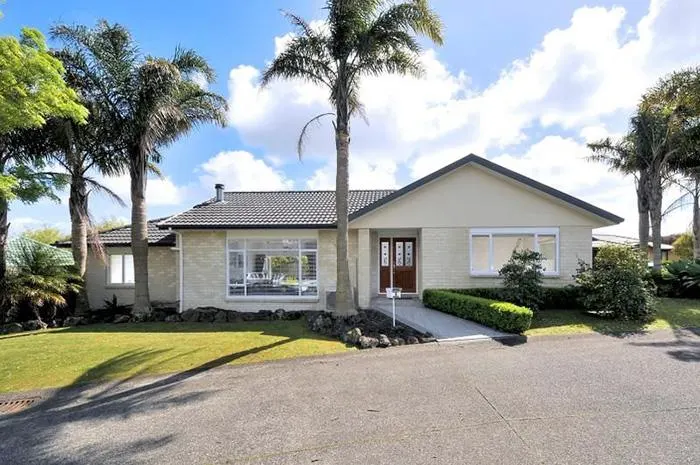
2 323 23 334
344 327 362 345
226 311 240 323
164 314 181 323
181 309 199 322
113 314 131 324
406 336 419 345
358 336 379 349
199 309 216 323
420 336 437 344
378 334 391 348
63 316 88 327
152 310 168 322
390 337 402 346
214 311 228 323
22 320 48 331
273 309 286 320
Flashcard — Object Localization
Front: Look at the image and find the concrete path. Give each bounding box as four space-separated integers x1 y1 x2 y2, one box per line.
372 297 508 341
1 329 698 464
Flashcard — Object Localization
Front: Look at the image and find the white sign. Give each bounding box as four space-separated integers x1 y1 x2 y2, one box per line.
385 287 402 299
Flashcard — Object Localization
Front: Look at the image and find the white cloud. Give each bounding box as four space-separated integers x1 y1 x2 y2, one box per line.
100 175 185 206
198 151 294 191
306 158 399 190
191 71 209 91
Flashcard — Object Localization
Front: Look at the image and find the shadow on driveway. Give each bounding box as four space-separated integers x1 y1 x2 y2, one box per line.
628 327 700 362
0 338 293 464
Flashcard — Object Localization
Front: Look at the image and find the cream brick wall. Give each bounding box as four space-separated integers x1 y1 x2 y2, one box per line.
86 246 177 309
419 226 592 291
180 229 358 312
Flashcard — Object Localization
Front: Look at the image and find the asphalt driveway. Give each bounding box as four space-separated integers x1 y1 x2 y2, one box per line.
1 329 699 464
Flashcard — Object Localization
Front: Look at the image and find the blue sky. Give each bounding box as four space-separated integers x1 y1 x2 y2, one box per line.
2 0 699 236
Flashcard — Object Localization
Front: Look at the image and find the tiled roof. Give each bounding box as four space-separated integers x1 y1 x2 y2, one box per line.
8 237 75 266
158 190 395 229
56 218 176 247
592 234 672 250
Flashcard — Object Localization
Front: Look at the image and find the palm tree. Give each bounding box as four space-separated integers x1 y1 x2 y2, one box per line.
52 21 227 317
261 0 444 315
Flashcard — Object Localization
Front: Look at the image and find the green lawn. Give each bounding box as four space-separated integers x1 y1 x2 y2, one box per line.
0 320 352 393
526 298 700 336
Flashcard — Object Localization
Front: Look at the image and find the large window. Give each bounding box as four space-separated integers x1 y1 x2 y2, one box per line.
109 254 135 285
470 228 559 275
227 238 318 297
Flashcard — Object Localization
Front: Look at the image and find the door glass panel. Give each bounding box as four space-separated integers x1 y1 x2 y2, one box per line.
395 241 404 266
405 241 413 267
381 241 389 267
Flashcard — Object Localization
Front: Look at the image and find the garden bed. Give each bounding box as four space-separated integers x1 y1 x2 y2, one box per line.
306 309 434 349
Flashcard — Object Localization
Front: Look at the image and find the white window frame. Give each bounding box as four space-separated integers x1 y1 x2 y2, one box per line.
107 254 135 286
469 227 560 277
225 236 319 300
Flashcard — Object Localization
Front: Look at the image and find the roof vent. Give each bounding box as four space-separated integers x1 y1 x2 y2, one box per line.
215 183 224 202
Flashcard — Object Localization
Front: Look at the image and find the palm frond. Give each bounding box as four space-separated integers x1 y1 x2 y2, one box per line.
83 176 126 207
172 46 216 82
297 112 334 158
261 35 335 89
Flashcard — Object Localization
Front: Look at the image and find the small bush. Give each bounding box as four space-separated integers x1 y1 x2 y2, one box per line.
574 245 655 321
498 250 544 311
423 289 533 333
450 286 583 310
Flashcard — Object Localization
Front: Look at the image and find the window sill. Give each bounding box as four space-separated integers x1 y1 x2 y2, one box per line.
225 296 319 303
470 272 560 278
105 284 135 289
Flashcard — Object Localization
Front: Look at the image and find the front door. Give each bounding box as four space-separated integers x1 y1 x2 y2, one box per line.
379 237 417 293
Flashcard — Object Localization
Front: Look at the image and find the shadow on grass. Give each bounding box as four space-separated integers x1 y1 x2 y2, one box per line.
0 332 295 465
529 309 648 338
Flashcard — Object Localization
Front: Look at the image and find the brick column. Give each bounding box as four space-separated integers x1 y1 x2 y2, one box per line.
357 228 371 308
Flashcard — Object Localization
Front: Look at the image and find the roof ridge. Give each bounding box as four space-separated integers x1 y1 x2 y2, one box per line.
221 189 396 193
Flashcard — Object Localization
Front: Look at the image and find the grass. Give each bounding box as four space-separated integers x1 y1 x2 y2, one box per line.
525 298 700 336
0 320 352 393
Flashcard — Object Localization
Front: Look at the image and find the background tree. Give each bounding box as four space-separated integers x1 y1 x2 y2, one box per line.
94 217 128 232
52 21 227 317
671 232 694 260
261 0 444 314
22 226 69 245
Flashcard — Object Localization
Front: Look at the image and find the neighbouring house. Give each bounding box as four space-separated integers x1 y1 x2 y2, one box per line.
73 154 623 312
592 234 674 264
7 236 75 269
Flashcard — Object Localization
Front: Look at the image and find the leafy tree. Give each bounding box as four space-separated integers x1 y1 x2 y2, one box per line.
52 21 227 317
0 26 87 303
94 217 128 232
671 232 693 260
0 27 87 133
498 250 544 311
261 0 443 315
575 245 655 322
23 226 69 245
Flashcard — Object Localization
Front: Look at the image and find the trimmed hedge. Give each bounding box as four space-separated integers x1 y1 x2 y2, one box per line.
423 289 533 333
448 286 583 310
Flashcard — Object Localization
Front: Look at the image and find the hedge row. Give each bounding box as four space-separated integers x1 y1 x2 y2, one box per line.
422 289 533 333
448 286 583 310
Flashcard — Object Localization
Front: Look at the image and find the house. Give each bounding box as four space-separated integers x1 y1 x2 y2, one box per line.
7 236 75 269
592 234 674 264
78 154 623 312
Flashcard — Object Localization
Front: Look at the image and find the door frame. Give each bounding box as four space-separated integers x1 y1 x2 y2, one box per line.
378 235 418 295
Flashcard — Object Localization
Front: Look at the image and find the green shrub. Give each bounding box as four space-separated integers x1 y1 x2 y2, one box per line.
498 250 544 311
574 245 655 321
450 286 583 310
659 260 700 298
423 289 533 333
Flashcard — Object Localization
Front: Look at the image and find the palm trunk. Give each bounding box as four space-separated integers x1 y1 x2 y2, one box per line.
693 185 700 260
648 172 663 270
69 175 90 316
334 95 355 316
130 146 151 317
637 172 650 254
